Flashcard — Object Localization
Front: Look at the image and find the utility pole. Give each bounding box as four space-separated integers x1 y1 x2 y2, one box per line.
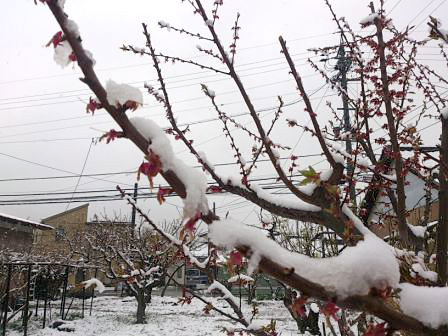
334 35 357 206
131 182 138 226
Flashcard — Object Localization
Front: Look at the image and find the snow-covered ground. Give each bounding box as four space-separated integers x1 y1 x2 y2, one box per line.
8 294 304 336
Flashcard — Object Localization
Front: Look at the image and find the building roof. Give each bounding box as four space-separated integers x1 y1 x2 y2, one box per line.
0 212 53 231
42 203 89 222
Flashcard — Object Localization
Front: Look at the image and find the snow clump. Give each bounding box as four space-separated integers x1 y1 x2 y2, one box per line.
106 80 143 108
54 41 73 67
400 283 448 328
82 278 105 293
440 106 448 119
360 13 380 26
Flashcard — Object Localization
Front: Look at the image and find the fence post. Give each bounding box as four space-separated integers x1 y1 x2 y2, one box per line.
23 264 32 336
42 266 50 329
60 266 69 319
81 268 85 319
89 268 98 316
1 264 12 336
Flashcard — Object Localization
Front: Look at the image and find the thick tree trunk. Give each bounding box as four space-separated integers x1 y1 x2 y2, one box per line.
135 290 146 324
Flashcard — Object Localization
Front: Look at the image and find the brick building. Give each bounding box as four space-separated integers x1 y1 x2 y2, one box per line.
35 204 89 253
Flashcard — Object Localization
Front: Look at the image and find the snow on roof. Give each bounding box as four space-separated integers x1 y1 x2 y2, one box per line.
0 212 53 230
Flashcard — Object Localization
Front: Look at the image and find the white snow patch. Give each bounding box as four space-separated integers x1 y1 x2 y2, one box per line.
411 263 437 282
198 151 215 170
228 274 254 283
298 183 317 196
83 278 105 293
66 19 80 37
247 251 261 276
106 80 143 108
202 85 216 98
205 19 214 27
247 320 265 331
408 224 427 238
85 49 96 67
207 280 239 307
400 283 448 328
360 13 380 26
158 20 171 31
210 218 399 298
53 41 73 68
145 266 160 276
380 173 397 182
222 175 321 212
358 157 371 168
0 212 53 230
441 106 448 119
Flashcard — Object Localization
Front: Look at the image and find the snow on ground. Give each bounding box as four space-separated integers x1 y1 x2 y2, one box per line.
8 294 305 336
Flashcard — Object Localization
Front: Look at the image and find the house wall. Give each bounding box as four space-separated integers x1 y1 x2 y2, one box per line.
407 201 439 226
369 202 439 239
0 221 33 252
35 204 89 254
367 170 439 239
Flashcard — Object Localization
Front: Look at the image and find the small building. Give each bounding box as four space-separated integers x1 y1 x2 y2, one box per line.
0 212 53 253
360 151 439 239
35 204 89 253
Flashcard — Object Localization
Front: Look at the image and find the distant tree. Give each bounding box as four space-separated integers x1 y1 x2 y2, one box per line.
68 217 181 323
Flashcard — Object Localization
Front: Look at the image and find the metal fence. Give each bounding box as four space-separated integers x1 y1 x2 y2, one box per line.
1 262 99 336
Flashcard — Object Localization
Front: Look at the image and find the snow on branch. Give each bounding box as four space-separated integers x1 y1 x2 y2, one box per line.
227 274 254 284
210 218 399 299
400 283 448 329
106 80 143 110
359 13 380 27
223 175 321 212
207 280 241 311
129 117 209 219
441 106 448 119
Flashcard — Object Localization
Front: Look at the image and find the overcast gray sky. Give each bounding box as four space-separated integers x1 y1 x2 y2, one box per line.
0 0 446 225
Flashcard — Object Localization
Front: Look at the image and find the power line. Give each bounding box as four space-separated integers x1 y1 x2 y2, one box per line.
0 85 338 142
411 0 447 31
0 183 305 206
0 30 342 86
0 154 323 184
0 67 313 116
0 53 315 104
0 51 444 110
0 150 133 187
64 139 94 211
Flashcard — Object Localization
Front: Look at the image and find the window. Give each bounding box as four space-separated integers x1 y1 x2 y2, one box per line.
186 269 199 277
176 267 183 279
55 227 65 241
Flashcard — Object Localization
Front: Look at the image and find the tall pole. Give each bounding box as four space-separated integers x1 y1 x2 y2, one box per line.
335 38 357 206
131 182 138 226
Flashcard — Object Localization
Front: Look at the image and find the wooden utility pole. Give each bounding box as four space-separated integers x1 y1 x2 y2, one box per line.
131 182 138 226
